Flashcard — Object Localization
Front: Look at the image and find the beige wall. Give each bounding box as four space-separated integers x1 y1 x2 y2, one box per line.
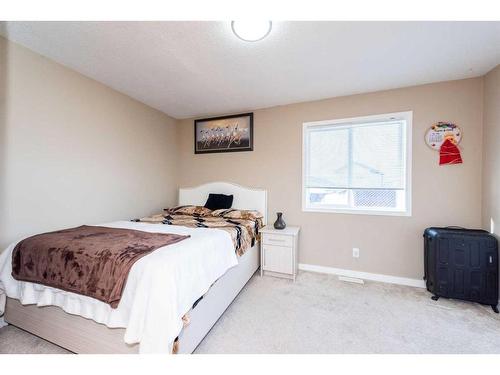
177 78 484 280
482 65 500 239
0 36 178 249
0 33 490 282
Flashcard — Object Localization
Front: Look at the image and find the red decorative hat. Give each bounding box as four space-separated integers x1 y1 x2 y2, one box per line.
439 138 463 165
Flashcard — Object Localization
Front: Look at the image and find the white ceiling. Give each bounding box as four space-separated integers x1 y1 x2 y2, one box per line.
1 21 499 119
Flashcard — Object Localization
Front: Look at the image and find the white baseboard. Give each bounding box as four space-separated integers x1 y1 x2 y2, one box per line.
298 263 426 288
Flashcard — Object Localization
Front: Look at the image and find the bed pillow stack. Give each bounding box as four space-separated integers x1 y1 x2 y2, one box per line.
211 209 263 221
164 205 213 217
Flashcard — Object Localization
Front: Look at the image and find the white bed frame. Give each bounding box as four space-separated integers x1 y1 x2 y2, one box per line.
4 182 267 354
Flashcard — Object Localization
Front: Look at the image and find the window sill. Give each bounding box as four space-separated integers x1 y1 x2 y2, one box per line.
302 206 412 217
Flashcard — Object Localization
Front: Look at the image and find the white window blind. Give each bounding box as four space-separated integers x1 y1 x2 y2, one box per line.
303 112 411 215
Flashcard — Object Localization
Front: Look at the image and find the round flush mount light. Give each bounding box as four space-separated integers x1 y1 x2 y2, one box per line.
231 21 272 42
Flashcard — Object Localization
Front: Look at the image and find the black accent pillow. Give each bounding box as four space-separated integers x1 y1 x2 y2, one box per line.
204 193 234 210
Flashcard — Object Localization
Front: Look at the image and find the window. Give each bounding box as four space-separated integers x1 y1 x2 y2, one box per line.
302 112 412 216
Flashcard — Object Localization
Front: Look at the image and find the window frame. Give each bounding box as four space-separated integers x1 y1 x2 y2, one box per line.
302 111 412 217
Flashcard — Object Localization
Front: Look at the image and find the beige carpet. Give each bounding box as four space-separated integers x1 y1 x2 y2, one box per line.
1 271 500 354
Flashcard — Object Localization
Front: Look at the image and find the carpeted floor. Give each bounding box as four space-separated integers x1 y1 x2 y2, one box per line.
2 271 500 354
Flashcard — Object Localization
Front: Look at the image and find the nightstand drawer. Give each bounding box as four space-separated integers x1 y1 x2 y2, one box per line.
263 233 293 247
262 244 293 274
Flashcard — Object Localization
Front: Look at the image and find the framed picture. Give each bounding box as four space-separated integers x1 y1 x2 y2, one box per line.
194 112 254 154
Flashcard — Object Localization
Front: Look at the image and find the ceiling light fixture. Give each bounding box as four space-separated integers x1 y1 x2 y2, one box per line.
231 21 272 42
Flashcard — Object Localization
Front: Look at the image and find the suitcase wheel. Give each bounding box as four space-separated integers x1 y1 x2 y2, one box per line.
492 305 499 314
431 295 440 301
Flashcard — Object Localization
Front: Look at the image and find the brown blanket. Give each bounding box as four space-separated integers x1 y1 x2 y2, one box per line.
11 225 189 308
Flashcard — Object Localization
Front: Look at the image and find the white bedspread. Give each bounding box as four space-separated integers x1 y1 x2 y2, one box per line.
0 221 238 353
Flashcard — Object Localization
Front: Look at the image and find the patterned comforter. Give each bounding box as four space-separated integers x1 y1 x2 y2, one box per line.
136 206 264 256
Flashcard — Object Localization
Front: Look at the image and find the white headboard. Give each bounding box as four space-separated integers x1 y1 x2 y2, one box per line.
179 182 268 225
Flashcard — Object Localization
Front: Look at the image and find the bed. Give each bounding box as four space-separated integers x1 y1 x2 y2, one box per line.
0 182 267 354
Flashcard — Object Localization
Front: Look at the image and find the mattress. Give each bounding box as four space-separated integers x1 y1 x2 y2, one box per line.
0 221 238 353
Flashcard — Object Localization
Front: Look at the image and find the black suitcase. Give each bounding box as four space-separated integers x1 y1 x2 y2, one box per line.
423 227 499 313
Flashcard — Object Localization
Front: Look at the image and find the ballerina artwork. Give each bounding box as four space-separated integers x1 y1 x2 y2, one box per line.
195 113 254 154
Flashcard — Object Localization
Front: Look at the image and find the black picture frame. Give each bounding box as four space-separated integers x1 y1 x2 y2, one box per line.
194 112 254 154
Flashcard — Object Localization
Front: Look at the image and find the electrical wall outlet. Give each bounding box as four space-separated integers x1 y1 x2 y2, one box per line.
352 247 360 258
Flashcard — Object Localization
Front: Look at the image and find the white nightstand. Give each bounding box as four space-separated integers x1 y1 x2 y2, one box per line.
260 226 300 281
